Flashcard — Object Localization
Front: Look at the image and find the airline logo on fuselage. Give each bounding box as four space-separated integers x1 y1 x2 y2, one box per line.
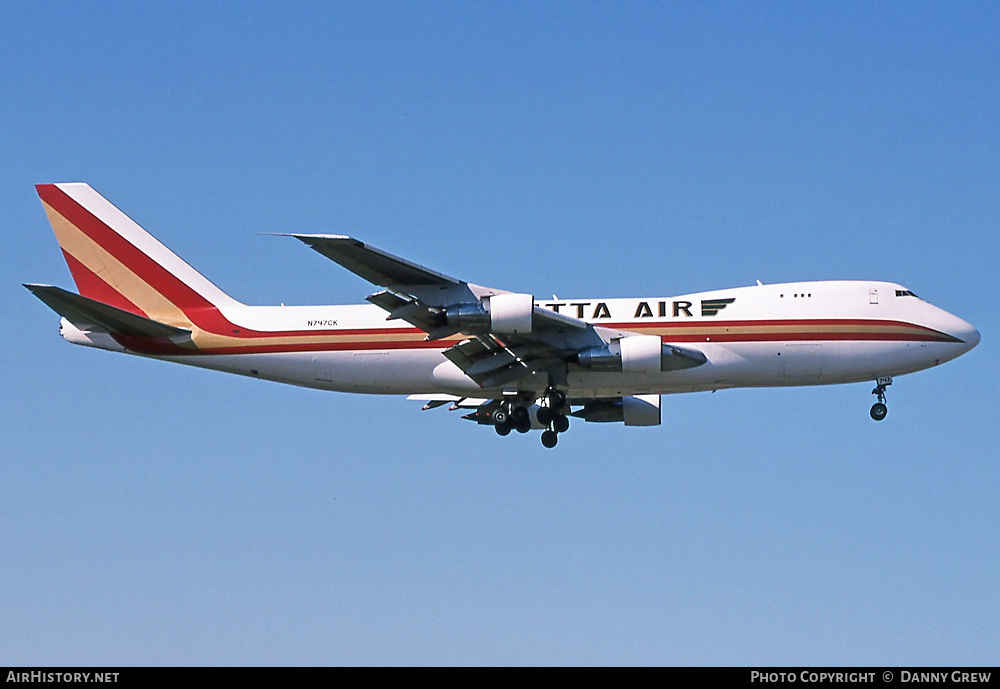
701 298 736 317
539 298 736 320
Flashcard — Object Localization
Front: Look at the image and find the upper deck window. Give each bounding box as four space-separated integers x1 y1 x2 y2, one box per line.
895 290 919 298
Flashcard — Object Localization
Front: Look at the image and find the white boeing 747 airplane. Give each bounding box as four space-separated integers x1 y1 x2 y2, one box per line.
27 183 980 448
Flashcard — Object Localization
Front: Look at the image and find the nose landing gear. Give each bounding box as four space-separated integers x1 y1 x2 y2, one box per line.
870 377 892 421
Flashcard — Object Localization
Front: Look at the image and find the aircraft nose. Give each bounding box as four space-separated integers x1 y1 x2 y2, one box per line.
955 318 980 351
964 325 981 349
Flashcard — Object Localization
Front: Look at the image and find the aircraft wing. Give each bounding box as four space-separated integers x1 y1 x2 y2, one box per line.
289 234 704 387
288 234 463 291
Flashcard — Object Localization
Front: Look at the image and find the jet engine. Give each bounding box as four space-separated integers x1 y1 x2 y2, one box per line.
487 293 533 334
574 335 704 373
445 293 534 335
572 395 661 426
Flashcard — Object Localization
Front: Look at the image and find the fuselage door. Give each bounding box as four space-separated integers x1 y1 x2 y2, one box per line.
312 355 333 382
869 288 879 305
782 343 824 382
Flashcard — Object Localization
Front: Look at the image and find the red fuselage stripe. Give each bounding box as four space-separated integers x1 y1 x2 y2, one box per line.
119 323 957 356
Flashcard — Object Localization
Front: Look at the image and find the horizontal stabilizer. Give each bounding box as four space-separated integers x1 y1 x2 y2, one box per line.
24 284 191 338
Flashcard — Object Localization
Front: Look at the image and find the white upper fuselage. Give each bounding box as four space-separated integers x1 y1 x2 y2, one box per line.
76 279 975 399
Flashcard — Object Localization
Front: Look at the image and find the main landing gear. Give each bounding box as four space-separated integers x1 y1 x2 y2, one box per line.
492 387 569 448
870 377 892 421
492 405 531 434
539 388 568 449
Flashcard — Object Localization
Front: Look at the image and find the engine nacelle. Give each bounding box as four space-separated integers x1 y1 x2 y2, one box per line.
574 345 621 370
573 394 661 426
619 335 662 375
488 293 533 334
444 293 534 334
575 335 706 373
623 394 661 426
445 303 490 331
575 334 662 373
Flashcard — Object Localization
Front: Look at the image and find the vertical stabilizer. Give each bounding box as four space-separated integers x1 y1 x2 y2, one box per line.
35 183 241 325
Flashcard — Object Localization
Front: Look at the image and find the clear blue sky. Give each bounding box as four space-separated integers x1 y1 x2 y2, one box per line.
2 1 997 665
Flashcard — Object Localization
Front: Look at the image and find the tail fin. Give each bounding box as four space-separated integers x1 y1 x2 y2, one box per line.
35 183 240 326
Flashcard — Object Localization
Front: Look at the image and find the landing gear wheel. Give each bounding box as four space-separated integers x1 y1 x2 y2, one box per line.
552 414 569 434
511 406 529 424
492 408 509 426
515 419 531 434
541 430 558 448
870 378 891 422
495 422 512 436
870 403 887 421
547 389 566 411
536 407 554 425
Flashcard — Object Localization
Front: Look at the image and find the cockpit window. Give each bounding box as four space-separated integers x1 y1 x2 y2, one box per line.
895 290 919 298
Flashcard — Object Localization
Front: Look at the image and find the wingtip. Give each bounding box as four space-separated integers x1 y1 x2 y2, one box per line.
258 232 358 243
299 234 358 242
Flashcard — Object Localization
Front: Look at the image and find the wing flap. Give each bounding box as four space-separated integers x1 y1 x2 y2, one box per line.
441 336 566 387
365 290 446 334
464 349 518 377
442 337 525 386
406 394 490 411
442 337 501 373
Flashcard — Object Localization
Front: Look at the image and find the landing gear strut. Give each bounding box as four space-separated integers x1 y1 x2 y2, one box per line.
870 377 891 421
536 387 565 425
538 387 569 448
511 405 531 433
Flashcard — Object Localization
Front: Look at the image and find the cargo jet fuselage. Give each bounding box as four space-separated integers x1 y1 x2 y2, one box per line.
27 183 980 448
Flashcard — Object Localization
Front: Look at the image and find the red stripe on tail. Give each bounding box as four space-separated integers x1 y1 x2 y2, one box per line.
36 184 239 333
60 250 148 317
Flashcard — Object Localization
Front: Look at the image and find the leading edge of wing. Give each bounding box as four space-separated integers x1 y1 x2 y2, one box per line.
270 234 463 289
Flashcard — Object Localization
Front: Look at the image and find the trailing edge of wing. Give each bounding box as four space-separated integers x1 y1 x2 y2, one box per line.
24 284 191 338
406 394 489 410
281 234 462 289
365 290 448 335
